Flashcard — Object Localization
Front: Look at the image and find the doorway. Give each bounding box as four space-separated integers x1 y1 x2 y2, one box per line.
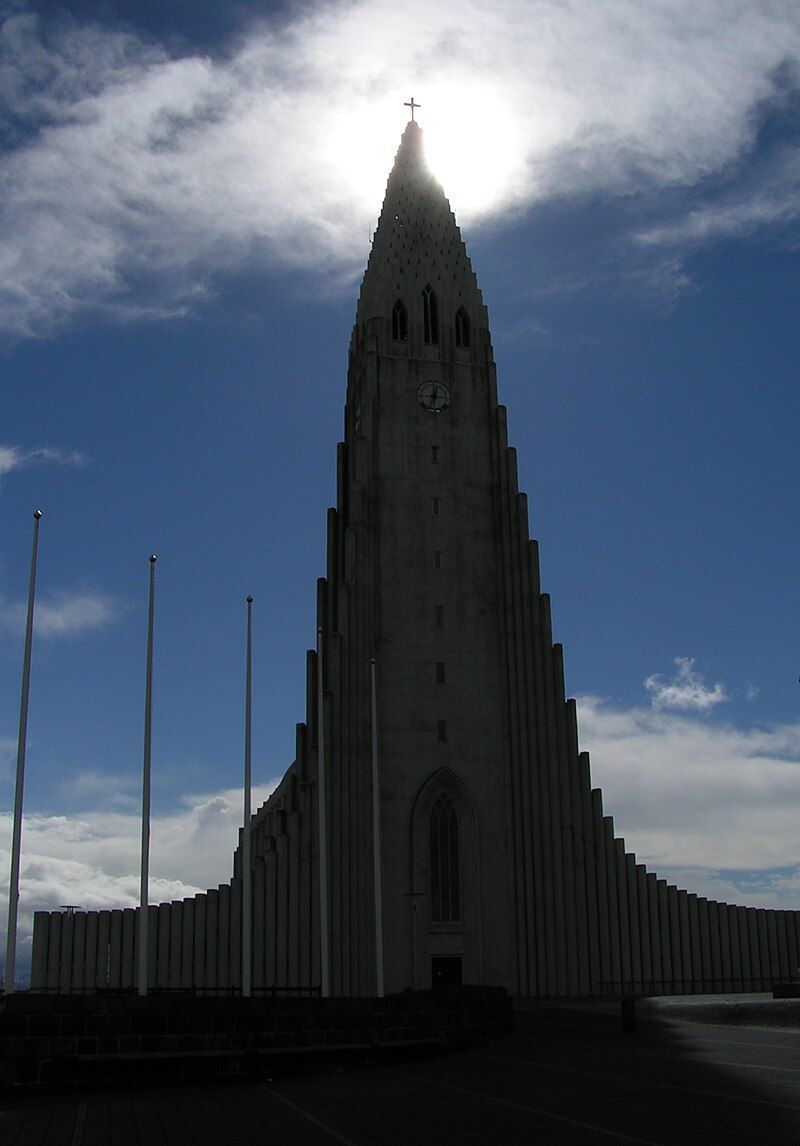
431 956 463 987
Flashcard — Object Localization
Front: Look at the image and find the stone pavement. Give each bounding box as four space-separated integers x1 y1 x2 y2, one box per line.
2 998 799 1143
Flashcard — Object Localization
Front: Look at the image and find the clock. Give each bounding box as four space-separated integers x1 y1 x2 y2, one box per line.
417 381 450 413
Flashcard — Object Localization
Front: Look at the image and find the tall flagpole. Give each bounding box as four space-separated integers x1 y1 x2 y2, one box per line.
5 509 42 995
138 554 156 997
370 658 385 997
317 627 330 997
242 596 253 998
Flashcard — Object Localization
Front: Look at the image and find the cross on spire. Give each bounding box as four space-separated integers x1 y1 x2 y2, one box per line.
404 97 420 122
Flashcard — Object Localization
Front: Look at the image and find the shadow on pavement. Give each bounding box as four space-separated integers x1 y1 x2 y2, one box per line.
1 996 798 1143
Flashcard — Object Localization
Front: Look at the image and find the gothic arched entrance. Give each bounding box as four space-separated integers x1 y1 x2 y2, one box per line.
411 768 482 988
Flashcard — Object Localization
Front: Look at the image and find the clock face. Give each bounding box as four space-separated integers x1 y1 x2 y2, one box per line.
417 381 450 413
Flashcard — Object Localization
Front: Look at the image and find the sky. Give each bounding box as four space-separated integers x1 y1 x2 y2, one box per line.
1 0 799 976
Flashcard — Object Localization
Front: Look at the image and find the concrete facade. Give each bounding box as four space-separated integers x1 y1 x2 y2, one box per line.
31 122 800 998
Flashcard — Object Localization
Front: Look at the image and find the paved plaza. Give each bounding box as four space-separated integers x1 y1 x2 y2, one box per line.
2 999 799 1143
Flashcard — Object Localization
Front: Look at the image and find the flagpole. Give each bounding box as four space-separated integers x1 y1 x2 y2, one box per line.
138 554 156 997
242 595 253 998
4 509 42 995
317 627 330 997
370 658 384 997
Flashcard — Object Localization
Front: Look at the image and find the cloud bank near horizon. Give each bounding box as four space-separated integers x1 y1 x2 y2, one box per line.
578 694 800 874
0 782 278 972
0 2 798 335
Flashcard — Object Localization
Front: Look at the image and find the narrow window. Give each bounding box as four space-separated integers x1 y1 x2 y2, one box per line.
435 605 444 627
455 307 471 348
437 720 447 742
392 299 408 341
432 497 441 516
422 285 439 344
433 550 442 569
430 793 459 921
436 662 445 684
431 445 439 463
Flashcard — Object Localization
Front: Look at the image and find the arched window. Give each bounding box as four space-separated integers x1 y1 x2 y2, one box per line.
455 307 470 348
422 285 439 344
392 299 408 341
430 793 460 921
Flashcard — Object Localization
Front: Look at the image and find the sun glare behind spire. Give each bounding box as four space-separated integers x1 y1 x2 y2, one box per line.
421 85 529 220
320 87 535 248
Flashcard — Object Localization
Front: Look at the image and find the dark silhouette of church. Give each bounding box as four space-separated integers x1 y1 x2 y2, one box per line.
32 120 800 998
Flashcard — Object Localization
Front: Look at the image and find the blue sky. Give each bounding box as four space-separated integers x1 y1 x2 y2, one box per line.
2 1 799 967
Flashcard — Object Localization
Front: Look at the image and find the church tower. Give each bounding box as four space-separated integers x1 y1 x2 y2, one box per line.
31 119 800 1000
320 118 593 997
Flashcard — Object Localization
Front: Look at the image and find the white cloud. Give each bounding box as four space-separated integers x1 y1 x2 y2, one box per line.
0 444 87 476
577 694 800 877
0 2 798 334
635 147 800 248
0 589 120 638
0 781 277 975
644 656 727 712
65 770 137 808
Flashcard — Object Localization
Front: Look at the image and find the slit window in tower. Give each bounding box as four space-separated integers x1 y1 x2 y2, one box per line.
432 497 441 516
437 720 448 742
436 662 445 684
435 605 444 627
422 285 439 344
430 793 459 921
431 445 439 463
434 550 442 569
455 307 471 348
392 299 408 341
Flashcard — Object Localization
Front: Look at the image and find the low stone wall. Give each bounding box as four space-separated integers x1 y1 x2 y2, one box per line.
0 986 512 1089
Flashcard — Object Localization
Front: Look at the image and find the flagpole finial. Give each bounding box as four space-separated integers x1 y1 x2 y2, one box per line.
149 554 157 564
34 509 43 520
247 595 253 604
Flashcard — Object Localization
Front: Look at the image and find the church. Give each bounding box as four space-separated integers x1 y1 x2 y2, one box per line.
31 119 800 998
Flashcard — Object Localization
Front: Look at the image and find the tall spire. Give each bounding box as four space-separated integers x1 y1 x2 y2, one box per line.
355 121 487 336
